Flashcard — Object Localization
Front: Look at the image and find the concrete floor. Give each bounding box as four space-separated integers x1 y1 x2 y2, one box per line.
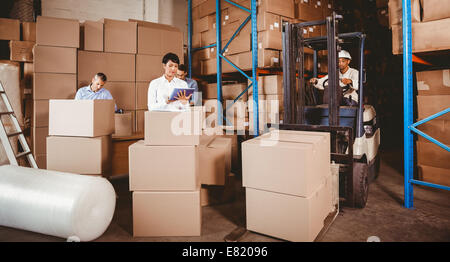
0 149 449 242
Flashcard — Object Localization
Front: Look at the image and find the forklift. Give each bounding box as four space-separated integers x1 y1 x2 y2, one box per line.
279 12 381 208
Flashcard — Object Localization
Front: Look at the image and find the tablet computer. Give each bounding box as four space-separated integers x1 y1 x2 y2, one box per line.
169 88 195 101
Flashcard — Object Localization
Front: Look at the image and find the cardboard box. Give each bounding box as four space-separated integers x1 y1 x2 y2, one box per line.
392 19 450 54
259 0 295 18
322 0 334 17
136 54 163 82
23 62 34 87
33 73 77 100
421 0 450 22
194 15 215 34
49 99 115 137
248 75 283 95
103 19 137 54
83 20 104 52
297 2 323 21
33 100 49 127
245 181 328 242
201 173 237 206
36 16 79 48
224 33 251 55
417 95 450 120
33 46 77 74
199 136 232 185
22 22 36 42
198 0 216 18
9 41 34 62
418 165 450 187
417 119 450 144
193 33 201 48
205 83 248 101
0 18 20 41
193 0 208 8
32 126 48 156
77 51 136 82
144 109 202 146
35 154 47 169
133 191 201 237
137 25 162 55
47 135 112 175
129 140 199 191
258 49 280 68
258 30 282 51
258 12 282 32
114 113 133 137
102 82 136 110
416 69 450 95
242 130 330 197
417 141 450 170
136 82 149 110
136 110 145 133
388 0 421 27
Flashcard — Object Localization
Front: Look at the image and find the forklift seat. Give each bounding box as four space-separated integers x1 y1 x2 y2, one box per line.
304 105 358 128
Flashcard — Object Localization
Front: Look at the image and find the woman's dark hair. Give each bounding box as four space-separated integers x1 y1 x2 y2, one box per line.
96 72 107 82
178 64 187 72
162 53 180 65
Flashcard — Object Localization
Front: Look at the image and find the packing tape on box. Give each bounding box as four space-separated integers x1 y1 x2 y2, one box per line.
0 165 116 241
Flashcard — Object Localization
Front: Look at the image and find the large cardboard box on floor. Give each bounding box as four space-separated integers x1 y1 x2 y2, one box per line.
47 135 112 175
33 46 77 74
133 191 201 237
417 95 450 120
36 16 79 48
416 69 450 96
417 119 450 144
242 130 330 197
22 22 36 42
0 18 20 41
103 19 137 54
114 112 133 137
421 0 450 22
416 141 450 170
246 180 329 242
418 165 450 187
77 50 136 82
9 41 34 62
144 109 202 146
49 99 115 137
33 73 76 99
199 136 232 185
129 140 199 191
83 20 104 52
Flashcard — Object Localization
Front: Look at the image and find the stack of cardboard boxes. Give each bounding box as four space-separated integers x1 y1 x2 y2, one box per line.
390 0 450 54
242 129 334 241
33 16 79 168
415 69 450 187
46 99 115 176
129 109 202 236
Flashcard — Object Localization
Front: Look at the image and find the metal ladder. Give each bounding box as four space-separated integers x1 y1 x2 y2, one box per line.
0 81 37 168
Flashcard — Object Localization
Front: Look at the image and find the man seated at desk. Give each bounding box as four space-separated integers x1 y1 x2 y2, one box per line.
75 72 118 111
147 53 192 111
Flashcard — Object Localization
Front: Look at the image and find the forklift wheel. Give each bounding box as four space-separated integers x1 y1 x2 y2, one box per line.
353 162 369 208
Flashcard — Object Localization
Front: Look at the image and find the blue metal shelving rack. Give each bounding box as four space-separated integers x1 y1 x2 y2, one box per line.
187 0 260 135
402 0 450 209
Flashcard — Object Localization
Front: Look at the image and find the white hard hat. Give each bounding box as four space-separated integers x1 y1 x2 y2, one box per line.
339 50 352 60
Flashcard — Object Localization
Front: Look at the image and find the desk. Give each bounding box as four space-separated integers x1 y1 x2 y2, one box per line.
106 133 144 178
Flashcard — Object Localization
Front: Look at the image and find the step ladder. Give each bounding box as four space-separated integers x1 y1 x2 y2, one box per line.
0 81 37 168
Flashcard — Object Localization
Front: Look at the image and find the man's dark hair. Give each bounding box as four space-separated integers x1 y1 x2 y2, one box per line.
95 72 107 82
162 53 180 65
178 64 187 72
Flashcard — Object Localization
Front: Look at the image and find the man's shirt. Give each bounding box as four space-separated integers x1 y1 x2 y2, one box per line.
75 85 117 110
147 75 190 111
185 77 201 106
314 67 359 103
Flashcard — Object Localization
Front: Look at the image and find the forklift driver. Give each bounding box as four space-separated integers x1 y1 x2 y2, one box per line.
309 50 359 106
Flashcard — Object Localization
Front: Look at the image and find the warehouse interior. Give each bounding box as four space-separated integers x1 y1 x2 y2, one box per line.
0 0 449 243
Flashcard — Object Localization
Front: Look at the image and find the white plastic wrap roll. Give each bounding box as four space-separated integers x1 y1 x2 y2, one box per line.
0 165 116 241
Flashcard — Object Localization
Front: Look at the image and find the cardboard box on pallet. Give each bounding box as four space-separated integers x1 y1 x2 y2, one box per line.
416 69 450 96
103 19 137 54
388 0 421 27
199 136 232 185
36 16 79 48
417 165 450 187
33 46 77 74
242 130 330 197
9 41 34 62
417 95 450 120
129 140 199 191
421 0 450 22
133 191 201 237
47 135 112 175
417 141 450 170
0 18 20 41
144 109 202 146
49 99 115 137
77 50 136 82
114 112 133 137
33 73 76 99
83 20 104 52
